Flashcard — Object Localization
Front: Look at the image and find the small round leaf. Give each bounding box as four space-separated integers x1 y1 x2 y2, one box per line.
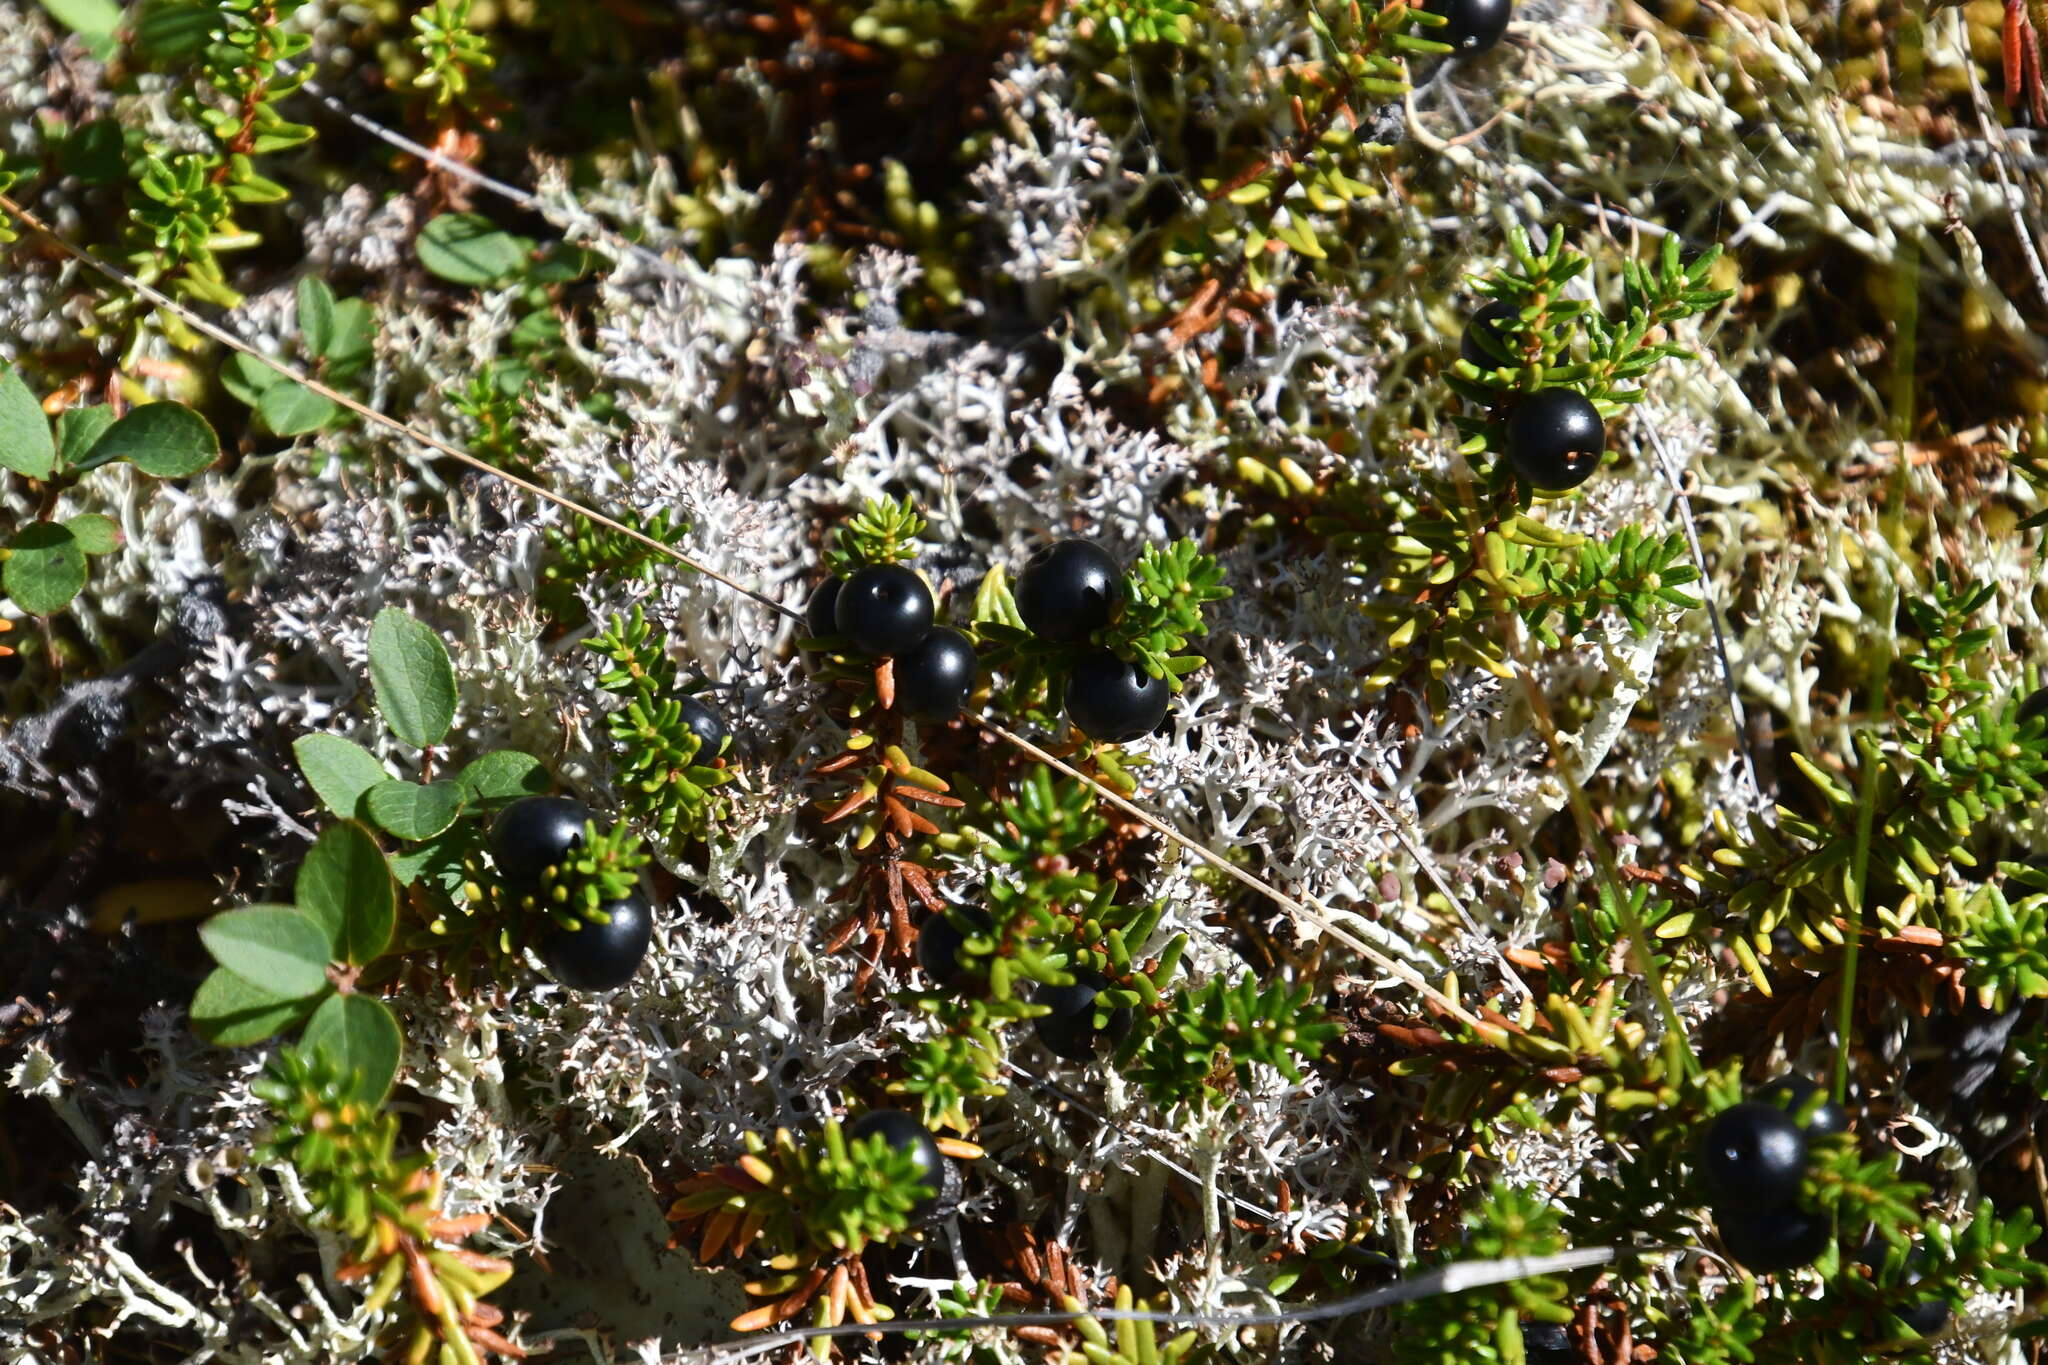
4 521 87 615
191 967 322 1047
64 513 122 555
367 608 458 749
417 213 528 286
299 993 403 1103
77 402 221 478
364 778 466 841
198 904 334 996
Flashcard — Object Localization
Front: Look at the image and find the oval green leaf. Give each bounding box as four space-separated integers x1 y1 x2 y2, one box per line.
221 352 287 408
54 405 117 468
299 993 402 1103
457 749 549 804
198 904 334 996
417 212 528 286
367 608 458 748
295 821 395 966
364 778 466 840
323 298 377 379
190 967 322 1047
64 512 122 555
4 521 86 615
296 275 337 357
293 733 391 820
76 402 221 478
257 380 339 436
0 365 53 480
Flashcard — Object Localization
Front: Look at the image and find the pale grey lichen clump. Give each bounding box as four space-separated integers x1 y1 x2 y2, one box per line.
4 2 2045 1363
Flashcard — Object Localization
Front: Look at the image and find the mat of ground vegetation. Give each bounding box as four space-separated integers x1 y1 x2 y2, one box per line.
4 2 2048 1363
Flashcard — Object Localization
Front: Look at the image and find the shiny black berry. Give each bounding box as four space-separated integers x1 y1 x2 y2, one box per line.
835 564 935 657
540 893 652 992
1461 298 1520 368
676 695 729 761
896 627 977 721
918 908 994 990
1696 1102 1809 1210
491 795 593 887
847 1109 953 1224
2020 686 2048 727
1716 1205 1831 1273
806 577 843 640
1426 0 1512 53
1033 969 1133 1061
1064 649 1169 743
1017 539 1121 643
1507 389 1605 492
1757 1074 1848 1140
1521 1322 1573 1365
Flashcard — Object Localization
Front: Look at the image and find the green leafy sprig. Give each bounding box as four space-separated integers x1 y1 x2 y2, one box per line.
1688 578 2048 968
411 0 498 115
586 606 735 839
539 507 687 626
254 1048 520 1364
825 494 928 573
528 819 651 932
120 0 317 307
1133 974 1341 1108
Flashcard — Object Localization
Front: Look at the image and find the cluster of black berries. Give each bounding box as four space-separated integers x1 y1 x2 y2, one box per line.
918 907 1133 1062
807 564 977 722
1695 1075 1845 1272
1018 539 1169 743
1461 304 1606 494
491 794 654 992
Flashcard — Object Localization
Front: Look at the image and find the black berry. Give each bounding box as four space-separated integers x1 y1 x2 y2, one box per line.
1426 0 1512 53
834 564 935 657
1017 539 1121 643
847 1109 953 1224
1461 298 1520 368
1715 1205 1831 1273
491 795 593 887
676 695 729 761
2019 686 2048 727
918 908 994 990
1756 1074 1848 1140
1064 649 1169 743
540 893 652 992
1522 1322 1573 1365
806 577 843 640
895 627 978 721
1033 969 1133 1061
1506 389 1605 492
1696 1102 1809 1210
